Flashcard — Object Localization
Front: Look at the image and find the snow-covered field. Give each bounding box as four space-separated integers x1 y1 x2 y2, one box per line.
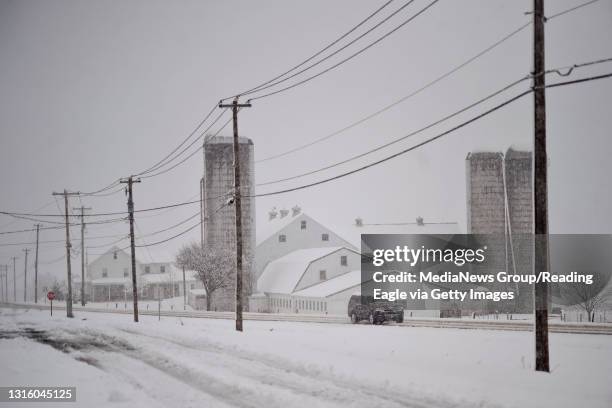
36 296 194 312
0 307 610 408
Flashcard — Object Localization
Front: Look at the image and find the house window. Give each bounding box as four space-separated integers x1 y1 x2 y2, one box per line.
160 265 166 273
301 220 307 230
102 268 108 278
190 284 195 289
145 266 150 274
319 270 327 281
113 251 117 260
278 234 286 243
340 255 347 266
322 233 329 241
123 268 128 277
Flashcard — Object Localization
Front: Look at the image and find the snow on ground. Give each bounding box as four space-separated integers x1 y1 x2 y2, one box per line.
0 306 611 408
37 296 194 312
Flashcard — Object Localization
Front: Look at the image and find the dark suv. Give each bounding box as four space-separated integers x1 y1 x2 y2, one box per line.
347 295 404 325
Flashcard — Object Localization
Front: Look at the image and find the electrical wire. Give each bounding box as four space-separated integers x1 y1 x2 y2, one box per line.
235 0 418 99
253 71 612 198
140 110 233 179
221 0 396 100
547 0 601 20
255 20 532 164
134 202 227 248
138 107 228 178
135 102 219 176
257 75 530 186
257 57 612 187
247 0 439 102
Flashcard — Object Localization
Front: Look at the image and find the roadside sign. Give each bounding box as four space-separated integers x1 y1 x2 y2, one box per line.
47 291 55 316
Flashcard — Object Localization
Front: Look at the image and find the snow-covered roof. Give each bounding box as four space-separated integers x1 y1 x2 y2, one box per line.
91 277 131 285
257 247 346 294
292 270 362 298
190 288 207 296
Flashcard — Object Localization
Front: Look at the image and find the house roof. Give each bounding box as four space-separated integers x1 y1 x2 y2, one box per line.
257 246 347 294
292 270 362 298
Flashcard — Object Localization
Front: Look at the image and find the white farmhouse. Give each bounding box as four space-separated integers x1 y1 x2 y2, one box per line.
86 246 201 302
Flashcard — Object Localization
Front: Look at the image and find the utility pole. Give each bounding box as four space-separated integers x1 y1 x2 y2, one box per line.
533 0 549 373
219 97 252 332
11 256 17 302
182 266 187 311
52 190 80 318
120 176 141 322
34 224 40 303
0 266 4 303
22 248 30 302
200 176 205 249
73 206 91 306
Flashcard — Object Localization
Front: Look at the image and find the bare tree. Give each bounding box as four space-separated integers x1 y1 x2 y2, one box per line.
176 242 234 311
560 271 612 322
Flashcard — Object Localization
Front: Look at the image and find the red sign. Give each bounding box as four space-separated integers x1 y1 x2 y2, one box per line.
47 291 55 301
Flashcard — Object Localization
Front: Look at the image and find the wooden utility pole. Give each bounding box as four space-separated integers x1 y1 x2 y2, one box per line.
219 97 251 332
73 206 91 306
52 190 80 318
34 224 40 303
120 176 141 322
200 176 205 249
22 248 30 302
533 0 550 373
0 266 4 303
4 265 8 303
11 256 17 302
182 266 187 311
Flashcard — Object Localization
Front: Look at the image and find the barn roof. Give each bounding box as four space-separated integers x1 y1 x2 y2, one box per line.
292 270 362 298
257 246 347 294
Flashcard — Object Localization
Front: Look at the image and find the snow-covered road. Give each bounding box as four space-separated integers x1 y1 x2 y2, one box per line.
0 307 610 408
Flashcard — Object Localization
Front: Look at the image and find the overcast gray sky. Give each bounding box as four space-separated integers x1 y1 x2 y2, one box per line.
1 0 611 284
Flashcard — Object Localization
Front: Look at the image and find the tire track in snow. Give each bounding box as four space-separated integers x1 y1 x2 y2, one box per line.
116 327 455 408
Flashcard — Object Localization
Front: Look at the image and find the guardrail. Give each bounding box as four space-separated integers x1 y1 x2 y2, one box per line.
3 302 612 334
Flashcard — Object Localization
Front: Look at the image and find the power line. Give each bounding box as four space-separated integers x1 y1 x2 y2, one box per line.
257 75 529 187
133 203 227 248
137 107 229 178
255 20 532 164
222 0 396 100
135 102 219 176
253 71 612 198
254 1 606 164
248 0 439 102
547 0 601 20
233 0 418 99
0 193 231 218
257 57 612 187
140 110 233 179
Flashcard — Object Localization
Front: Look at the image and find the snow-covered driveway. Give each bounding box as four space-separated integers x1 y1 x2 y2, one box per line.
0 307 610 408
